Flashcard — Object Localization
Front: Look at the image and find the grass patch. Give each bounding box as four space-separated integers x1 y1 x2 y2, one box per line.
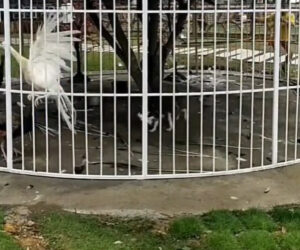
201 231 241 250
87 52 125 72
169 216 205 239
2 47 124 78
236 209 278 232
37 212 181 250
2 206 300 249
238 230 279 250
0 234 22 250
278 231 300 250
202 210 245 234
270 207 300 231
0 209 22 250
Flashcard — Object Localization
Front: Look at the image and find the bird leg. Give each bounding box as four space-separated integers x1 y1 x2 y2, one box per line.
13 148 22 157
0 141 6 161
34 93 51 107
0 141 22 161
175 109 187 121
27 93 50 107
149 119 159 133
27 93 34 102
165 113 173 132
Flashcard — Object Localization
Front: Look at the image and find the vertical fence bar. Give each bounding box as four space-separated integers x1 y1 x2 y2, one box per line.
284 1 292 161
18 0 25 171
99 3 103 176
56 0 62 174
225 0 230 171
295 5 300 160
237 0 244 170
213 0 217 172
172 2 176 174
142 0 148 178
127 1 132 176
43 0 48 174
200 0 204 173
30 0 36 172
113 0 117 176
261 1 267 166
3 0 13 170
159 0 163 176
272 0 282 164
250 0 256 168
84 0 89 174
186 1 190 174
70 0 75 174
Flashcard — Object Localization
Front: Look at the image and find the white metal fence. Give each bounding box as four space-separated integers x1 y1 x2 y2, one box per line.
0 0 299 179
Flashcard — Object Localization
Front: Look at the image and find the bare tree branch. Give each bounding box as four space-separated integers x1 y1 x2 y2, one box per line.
87 0 142 91
148 0 160 57
162 0 197 63
85 0 215 93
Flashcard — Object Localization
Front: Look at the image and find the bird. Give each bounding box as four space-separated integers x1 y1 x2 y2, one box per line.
0 14 80 132
0 55 4 87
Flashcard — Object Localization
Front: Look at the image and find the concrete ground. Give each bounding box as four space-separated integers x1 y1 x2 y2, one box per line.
0 164 300 217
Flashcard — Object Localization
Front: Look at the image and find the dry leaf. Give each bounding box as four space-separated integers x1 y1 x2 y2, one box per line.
4 223 19 234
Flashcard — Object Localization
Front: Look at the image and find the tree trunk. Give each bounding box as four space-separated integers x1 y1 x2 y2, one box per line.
75 41 82 76
73 41 90 83
86 0 213 94
87 0 143 92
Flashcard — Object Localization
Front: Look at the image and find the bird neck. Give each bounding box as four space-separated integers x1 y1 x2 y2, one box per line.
9 46 28 68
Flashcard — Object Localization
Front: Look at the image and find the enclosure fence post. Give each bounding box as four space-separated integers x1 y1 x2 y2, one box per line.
142 0 148 178
272 0 281 164
3 0 13 170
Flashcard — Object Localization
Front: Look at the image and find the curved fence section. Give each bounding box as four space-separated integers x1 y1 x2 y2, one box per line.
0 0 299 179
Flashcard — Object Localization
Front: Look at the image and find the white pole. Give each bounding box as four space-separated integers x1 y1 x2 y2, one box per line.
142 0 148 178
272 0 281 164
3 0 13 170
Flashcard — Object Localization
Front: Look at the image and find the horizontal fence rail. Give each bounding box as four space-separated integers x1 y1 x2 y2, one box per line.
0 0 299 179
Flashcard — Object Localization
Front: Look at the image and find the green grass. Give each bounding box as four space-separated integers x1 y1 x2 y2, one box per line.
236 209 278 231
0 209 22 250
238 230 279 250
2 47 124 78
5 36 300 81
3 206 300 249
37 212 181 250
34 206 300 250
87 52 126 72
169 216 205 239
278 231 300 250
201 231 241 250
270 207 300 231
202 210 245 233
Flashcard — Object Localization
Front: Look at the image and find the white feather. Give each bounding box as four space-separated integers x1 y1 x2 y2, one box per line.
1 14 79 132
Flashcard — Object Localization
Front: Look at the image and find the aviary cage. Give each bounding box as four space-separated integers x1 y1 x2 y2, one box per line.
0 0 299 179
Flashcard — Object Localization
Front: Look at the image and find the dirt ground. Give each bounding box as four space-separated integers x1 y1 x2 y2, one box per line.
1 163 300 217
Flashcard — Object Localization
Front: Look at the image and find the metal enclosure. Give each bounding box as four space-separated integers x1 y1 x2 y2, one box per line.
0 0 299 179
